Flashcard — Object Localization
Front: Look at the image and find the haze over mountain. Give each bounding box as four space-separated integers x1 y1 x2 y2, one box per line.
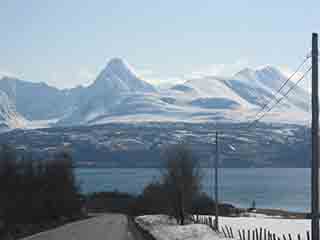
0 58 310 131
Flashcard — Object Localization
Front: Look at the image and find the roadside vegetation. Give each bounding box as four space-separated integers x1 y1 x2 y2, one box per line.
0 144 84 239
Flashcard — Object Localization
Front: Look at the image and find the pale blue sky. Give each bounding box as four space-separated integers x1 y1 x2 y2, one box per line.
0 0 319 88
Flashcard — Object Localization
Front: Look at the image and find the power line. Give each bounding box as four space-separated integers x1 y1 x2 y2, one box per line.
211 54 312 135
248 66 312 128
247 65 312 129
250 56 309 122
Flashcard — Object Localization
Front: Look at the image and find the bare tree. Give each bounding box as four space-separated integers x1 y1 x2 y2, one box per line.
161 143 202 225
0 145 82 238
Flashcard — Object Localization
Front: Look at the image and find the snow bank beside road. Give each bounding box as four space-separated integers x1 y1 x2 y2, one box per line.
135 215 223 240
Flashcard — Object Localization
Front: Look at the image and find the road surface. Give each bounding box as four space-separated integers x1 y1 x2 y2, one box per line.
23 214 145 240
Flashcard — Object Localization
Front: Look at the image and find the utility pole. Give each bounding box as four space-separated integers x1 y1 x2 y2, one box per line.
215 131 219 231
311 32 319 240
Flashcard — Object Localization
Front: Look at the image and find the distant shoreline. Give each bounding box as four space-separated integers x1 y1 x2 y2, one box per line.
75 166 313 169
75 168 311 213
237 208 308 219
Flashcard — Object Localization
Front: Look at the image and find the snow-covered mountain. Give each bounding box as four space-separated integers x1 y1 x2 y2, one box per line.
169 66 309 112
0 58 311 130
0 89 26 131
167 66 309 117
92 58 155 93
59 58 156 125
232 66 309 111
0 77 83 120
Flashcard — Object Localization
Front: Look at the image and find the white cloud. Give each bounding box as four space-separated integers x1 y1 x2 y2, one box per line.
187 59 249 79
77 69 96 87
188 64 226 78
0 70 21 79
148 77 185 87
136 67 184 86
135 59 251 88
47 68 97 89
137 68 154 77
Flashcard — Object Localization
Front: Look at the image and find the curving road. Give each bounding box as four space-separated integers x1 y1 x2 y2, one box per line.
22 214 145 240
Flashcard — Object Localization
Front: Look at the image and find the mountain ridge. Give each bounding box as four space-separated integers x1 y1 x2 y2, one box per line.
0 58 310 130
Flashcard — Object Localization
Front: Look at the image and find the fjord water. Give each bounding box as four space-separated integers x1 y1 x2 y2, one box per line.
76 168 310 213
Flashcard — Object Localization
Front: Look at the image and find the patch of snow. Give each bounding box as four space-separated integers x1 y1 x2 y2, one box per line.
25 118 60 129
135 215 223 240
229 144 236 151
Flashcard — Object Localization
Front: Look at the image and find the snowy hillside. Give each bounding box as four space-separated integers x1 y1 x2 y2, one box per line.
59 58 156 125
0 90 26 131
233 66 309 111
0 77 82 120
0 58 311 130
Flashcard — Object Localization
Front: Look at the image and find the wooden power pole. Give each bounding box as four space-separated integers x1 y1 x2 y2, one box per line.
311 32 319 240
215 131 219 231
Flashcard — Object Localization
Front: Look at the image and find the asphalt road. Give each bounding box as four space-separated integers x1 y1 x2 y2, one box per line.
22 214 145 240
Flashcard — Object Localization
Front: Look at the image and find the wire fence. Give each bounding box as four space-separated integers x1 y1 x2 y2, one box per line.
192 215 311 240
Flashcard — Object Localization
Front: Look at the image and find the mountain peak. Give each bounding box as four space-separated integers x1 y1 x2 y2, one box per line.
236 67 255 75
234 67 257 81
104 57 137 77
256 65 280 74
234 65 285 82
107 57 128 67
91 57 155 93
254 65 284 82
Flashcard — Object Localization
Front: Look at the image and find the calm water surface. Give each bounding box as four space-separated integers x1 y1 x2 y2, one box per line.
75 168 310 212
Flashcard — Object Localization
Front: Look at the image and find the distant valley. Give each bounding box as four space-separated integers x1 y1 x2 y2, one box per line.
0 122 310 168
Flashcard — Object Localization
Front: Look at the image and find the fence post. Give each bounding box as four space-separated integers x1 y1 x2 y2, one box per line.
238 230 244 240
297 234 301 240
239 230 243 240
230 226 234 238
226 225 232 238
222 226 227 238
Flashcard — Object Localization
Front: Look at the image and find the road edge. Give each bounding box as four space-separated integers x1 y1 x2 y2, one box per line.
127 216 156 240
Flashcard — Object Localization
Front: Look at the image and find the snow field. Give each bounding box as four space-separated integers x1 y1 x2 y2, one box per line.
196 215 310 240
135 214 225 240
